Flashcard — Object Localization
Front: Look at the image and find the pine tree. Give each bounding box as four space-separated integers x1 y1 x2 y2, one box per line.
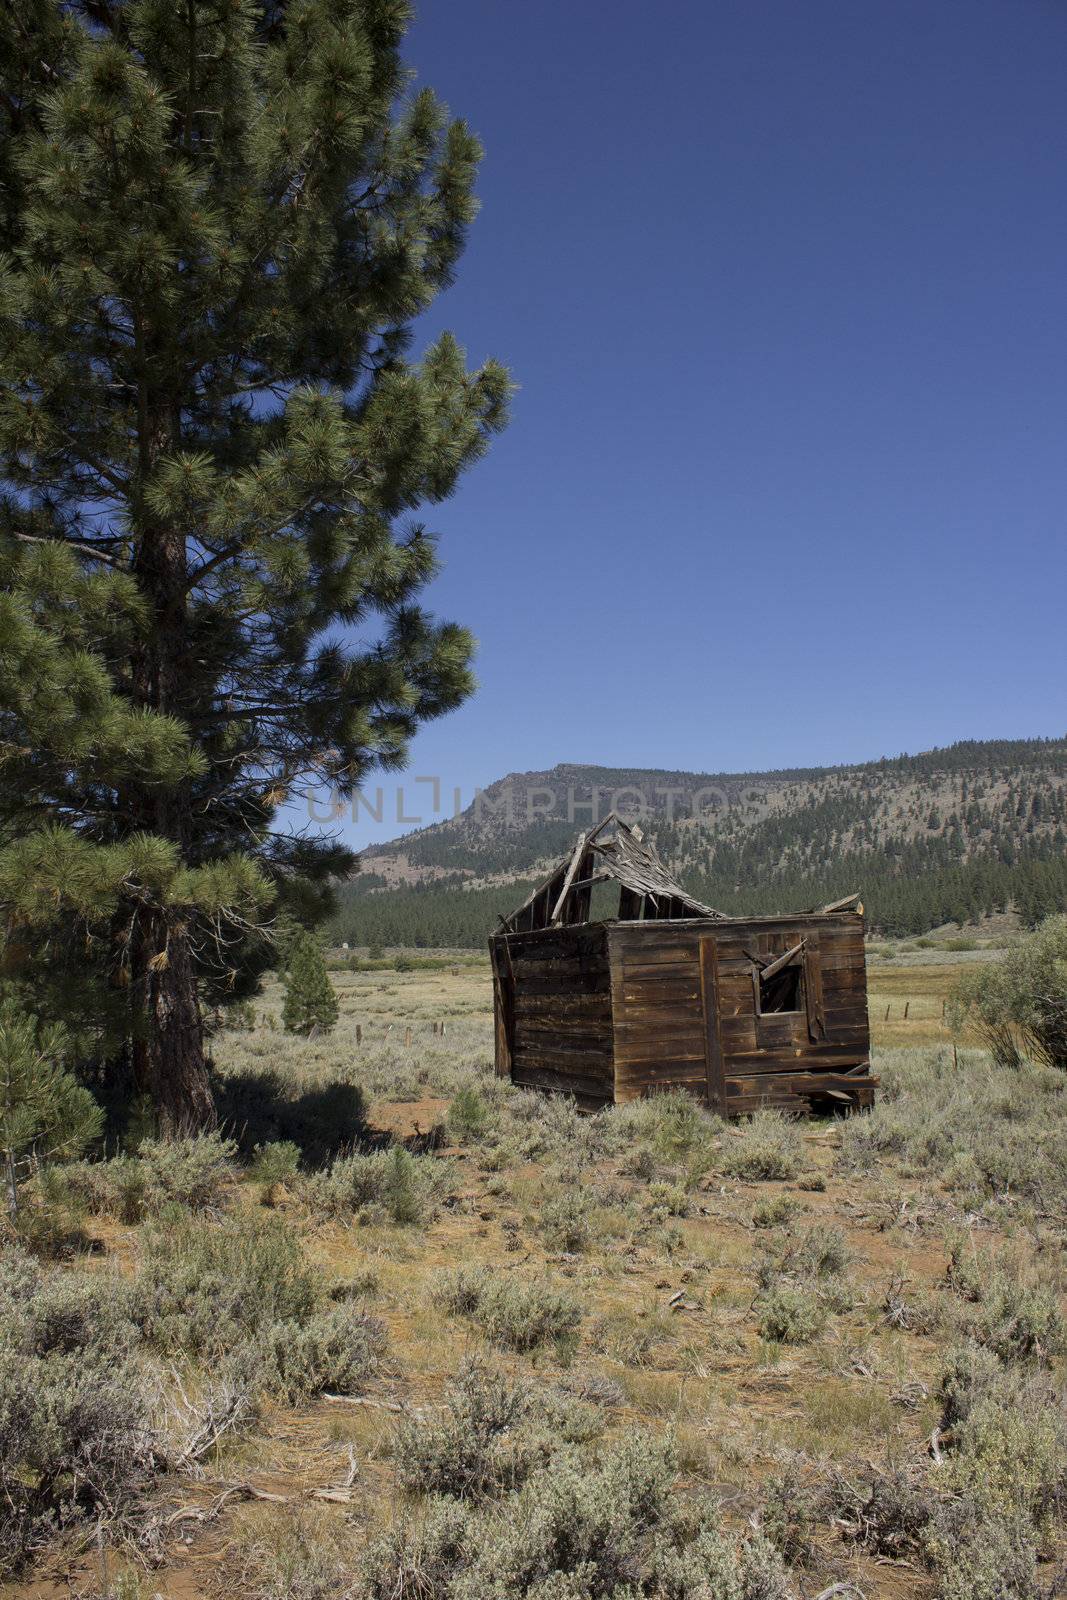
0 1003 101 1218
0 2 508 1129
282 931 339 1037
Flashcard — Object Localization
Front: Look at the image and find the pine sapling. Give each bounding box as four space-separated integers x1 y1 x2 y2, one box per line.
282 934 339 1038
0 1003 102 1219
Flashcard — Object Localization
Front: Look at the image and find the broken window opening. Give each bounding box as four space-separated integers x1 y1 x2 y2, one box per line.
758 958 805 1014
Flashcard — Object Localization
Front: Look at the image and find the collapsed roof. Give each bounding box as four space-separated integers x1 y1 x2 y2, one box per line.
499 814 727 933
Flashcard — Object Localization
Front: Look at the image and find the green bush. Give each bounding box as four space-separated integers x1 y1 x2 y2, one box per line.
256 1306 386 1404
448 1086 492 1140
0 1247 156 1572
364 1432 792 1600
928 1506 1037 1600
302 1145 452 1225
134 1216 317 1358
539 1189 592 1253
612 1090 721 1163
0 1002 102 1223
392 1365 599 1502
944 1249 1066 1363
837 1048 1067 1215
721 1111 802 1181
61 1131 236 1220
250 1140 301 1205
757 1285 825 1345
951 916 1067 1070
935 1342 1065 1547
434 1267 581 1356
751 1194 801 1229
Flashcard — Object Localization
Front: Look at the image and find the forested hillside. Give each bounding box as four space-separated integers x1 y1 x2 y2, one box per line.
329 737 1067 946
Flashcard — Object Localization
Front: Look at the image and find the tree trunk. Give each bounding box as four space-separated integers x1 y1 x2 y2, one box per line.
133 912 216 1134
127 514 216 1133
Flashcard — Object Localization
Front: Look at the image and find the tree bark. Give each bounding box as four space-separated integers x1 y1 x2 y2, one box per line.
127 470 217 1129
132 911 216 1134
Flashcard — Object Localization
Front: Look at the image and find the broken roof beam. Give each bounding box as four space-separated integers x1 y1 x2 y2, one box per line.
812 893 863 914
549 831 589 925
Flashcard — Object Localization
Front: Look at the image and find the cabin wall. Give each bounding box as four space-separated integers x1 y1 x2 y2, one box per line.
605 923 709 1103
709 914 870 1114
491 925 614 1108
606 914 870 1112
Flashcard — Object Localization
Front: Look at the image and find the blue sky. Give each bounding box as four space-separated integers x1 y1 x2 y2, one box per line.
319 0 1067 849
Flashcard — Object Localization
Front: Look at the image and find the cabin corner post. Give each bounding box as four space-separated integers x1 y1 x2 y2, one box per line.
488 936 514 1079
699 935 728 1115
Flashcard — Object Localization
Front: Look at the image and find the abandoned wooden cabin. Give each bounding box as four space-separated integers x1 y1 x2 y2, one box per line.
488 816 876 1117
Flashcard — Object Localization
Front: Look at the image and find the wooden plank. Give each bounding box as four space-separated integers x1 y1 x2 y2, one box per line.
805 932 826 1042
550 832 589 925
619 978 702 1005
514 992 612 1015
488 940 513 1079
700 936 727 1115
725 1046 870 1072
726 1071 877 1094
619 960 700 982
513 1067 614 1099
615 1041 706 1066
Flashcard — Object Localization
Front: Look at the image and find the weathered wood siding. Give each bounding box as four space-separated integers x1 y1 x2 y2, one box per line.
606 913 870 1112
706 913 871 1114
606 922 709 1103
489 924 614 1107
494 912 872 1115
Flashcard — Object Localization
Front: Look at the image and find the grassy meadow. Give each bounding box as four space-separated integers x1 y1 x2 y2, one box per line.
4 951 1067 1600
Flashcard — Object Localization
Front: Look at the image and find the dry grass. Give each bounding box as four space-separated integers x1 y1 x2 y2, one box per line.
5 954 1066 1600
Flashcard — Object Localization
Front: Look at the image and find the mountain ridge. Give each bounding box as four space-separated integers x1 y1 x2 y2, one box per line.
331 735 1067 946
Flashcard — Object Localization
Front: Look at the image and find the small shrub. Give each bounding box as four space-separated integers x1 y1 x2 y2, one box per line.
256 1305 386 1404
448 1086 492 1140
134 1216 317 1358
757 1285 825 1345
936 1343 1065 1544
974 1275 1066 1364
251 1140 301 1206
539 1189 592 1253
365 1427 792 1600
756 1224 852 1314
302 1145 452 1225
945 1248 1066 1363
645 1180 691 1218
760 1457 820 1562
0 1247 156 1572
394 1364 544 1500
612 1090 721 1163
59 1132 236 1221
722 1111 802 1181
282 932 339 1036
752 1194 801 1229
950 917 1067 1070
360 1496 472 1600
136 1131 237 1213
434 1267 581 1356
